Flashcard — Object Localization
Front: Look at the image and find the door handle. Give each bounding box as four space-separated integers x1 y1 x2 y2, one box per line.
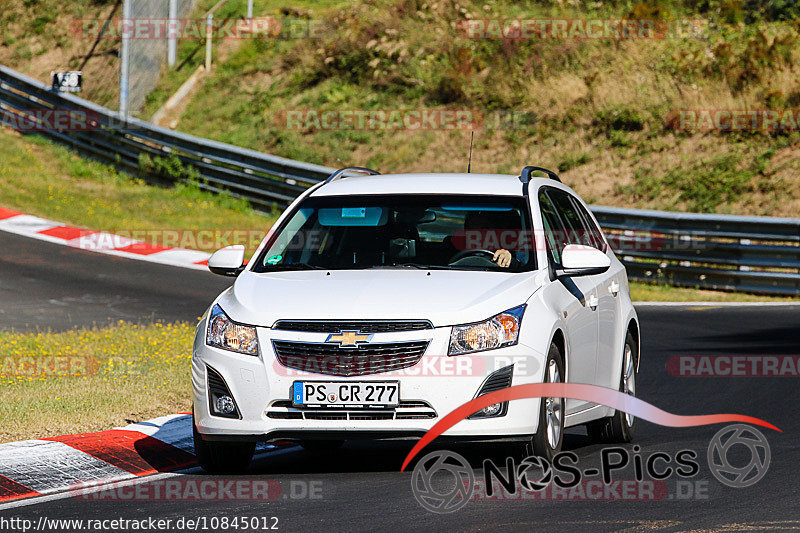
609 281 620 296
587 295 599 310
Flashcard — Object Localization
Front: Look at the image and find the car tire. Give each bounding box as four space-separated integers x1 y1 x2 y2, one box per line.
193 418 255 474
588 331 638 443
526 342 565 461
299 440 345 453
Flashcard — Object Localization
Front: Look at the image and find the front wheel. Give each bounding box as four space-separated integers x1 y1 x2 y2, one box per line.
527 342 565 461
588 331 638 443
193 418 255 474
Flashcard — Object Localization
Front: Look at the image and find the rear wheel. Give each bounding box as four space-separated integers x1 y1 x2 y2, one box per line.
526 342 565 461
193 418 255 474
588 331 638 443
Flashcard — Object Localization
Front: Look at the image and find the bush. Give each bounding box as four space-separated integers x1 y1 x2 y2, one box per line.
594 106 647 132
609 130 634 147
30 14 54 35
743 0 800 22
558 153 590 172
138 154 200 183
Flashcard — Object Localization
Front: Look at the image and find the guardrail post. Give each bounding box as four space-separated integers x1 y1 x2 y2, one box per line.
205 13 213 71
167 0 178 67
119 0 131 118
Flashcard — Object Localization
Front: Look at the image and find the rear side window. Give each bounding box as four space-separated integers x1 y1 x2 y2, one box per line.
546 188 606 252
568 196 606 252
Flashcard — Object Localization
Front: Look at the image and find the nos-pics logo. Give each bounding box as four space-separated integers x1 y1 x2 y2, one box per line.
411 424 771 514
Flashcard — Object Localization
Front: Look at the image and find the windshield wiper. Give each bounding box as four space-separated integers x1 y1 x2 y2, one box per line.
267 262 326 270
368 263 451 270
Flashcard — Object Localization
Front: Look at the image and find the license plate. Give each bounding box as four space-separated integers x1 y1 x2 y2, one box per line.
292 381 399 407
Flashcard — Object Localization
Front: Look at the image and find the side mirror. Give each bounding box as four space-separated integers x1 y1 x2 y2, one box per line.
208 245 245 277
556 244 611 278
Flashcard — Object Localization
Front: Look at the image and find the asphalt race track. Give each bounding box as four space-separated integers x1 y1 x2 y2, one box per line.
0 231 231 331
2 231 799 532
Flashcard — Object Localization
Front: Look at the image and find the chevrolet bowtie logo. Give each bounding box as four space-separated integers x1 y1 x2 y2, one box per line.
325 330 373 347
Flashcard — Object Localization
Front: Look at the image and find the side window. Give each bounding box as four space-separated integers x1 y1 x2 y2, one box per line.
547 189 602 251
538 191 564 265
569 197 606 252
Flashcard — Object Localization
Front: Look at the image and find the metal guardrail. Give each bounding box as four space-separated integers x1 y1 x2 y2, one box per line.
0 65 334 211
592 207 800 295
1 65 798 295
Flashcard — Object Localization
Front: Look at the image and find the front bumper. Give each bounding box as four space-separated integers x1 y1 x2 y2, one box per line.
192 318 547 443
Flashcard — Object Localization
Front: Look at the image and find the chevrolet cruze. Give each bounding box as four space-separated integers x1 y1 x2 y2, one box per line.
192 166 640 472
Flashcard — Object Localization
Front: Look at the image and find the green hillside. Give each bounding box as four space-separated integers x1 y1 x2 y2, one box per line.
152 0 800 216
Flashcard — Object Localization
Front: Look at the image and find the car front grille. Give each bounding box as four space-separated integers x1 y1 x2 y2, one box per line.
272 340 429 377
272 320 433 334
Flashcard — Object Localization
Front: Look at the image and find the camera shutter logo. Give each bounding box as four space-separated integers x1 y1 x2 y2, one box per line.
411 450 474 513
516 456 553 491
707 424 770 488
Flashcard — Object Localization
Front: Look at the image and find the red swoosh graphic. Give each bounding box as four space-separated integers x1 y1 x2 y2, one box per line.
400 383 780 472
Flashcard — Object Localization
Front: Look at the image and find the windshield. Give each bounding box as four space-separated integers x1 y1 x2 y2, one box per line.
252 194 536 273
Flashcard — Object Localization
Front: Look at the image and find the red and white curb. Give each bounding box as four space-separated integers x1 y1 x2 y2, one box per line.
0 414 197 505
0 414 289 507
0 207 211 271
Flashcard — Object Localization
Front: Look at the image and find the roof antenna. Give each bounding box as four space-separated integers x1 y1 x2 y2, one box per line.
467 131 474 173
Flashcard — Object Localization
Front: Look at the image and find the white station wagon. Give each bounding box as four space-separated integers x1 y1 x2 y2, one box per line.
192 166 640 472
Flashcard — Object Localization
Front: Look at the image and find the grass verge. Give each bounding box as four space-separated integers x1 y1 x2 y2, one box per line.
0 321 194 443
0 128 275 254
629 281 796 302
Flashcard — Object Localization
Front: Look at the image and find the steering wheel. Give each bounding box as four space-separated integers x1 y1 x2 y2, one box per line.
448 249 496 265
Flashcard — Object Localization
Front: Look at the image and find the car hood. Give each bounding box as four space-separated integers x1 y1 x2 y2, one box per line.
216 269 545 328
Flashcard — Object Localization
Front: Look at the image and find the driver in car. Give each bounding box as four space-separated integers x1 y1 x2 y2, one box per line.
492 248 514 268
462 211 523 269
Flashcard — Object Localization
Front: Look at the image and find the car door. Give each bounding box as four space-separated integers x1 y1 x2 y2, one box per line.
570 196 625 390
539 189 599 415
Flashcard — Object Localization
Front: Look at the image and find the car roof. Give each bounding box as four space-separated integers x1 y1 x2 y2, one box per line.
309 172 568 198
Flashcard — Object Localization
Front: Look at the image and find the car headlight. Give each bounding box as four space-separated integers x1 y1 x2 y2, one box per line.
206 304 259 356
448 305 526 356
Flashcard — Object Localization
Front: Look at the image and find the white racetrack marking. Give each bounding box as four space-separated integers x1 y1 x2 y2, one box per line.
0 212 210 271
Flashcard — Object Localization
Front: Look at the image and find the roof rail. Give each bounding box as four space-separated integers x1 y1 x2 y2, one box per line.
519 166 560 183
323 166 381 184
519 166 560 196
